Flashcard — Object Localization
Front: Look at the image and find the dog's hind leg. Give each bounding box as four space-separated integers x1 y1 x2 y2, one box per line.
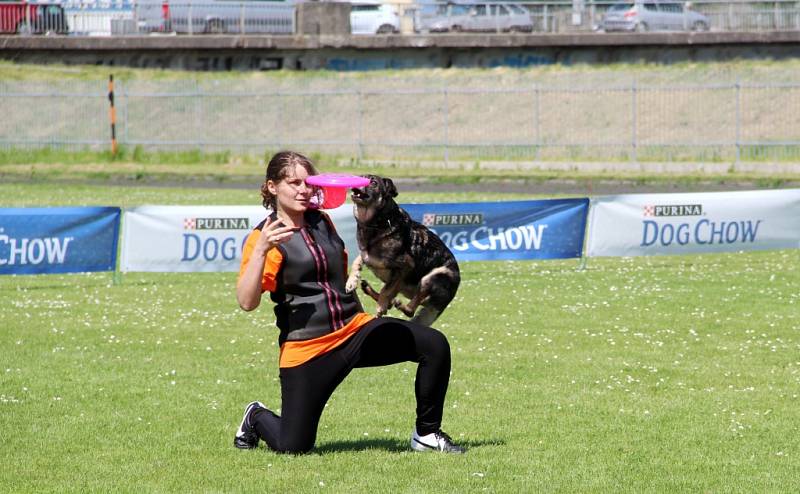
360 279 380 302
393 290 428 318
376 278 404 318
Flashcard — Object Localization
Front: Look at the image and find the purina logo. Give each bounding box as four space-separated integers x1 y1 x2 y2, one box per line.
422 213 484 227
183 218 250 230
643 204 703 217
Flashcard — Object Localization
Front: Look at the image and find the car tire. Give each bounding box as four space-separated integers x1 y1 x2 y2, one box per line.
634 22 648 32
692 21 708 31
451 24 463 32
376 24 396 34
205 19 226 34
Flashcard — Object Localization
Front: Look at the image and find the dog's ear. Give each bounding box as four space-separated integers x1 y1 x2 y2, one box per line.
383 177 398 198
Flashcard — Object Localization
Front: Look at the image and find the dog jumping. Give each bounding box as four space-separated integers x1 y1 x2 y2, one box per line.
345 175 460 326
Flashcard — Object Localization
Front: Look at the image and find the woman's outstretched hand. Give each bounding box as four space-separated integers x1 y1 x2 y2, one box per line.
255 217 299 254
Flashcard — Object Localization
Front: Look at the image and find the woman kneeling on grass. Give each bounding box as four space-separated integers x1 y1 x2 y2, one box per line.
234 150 464 454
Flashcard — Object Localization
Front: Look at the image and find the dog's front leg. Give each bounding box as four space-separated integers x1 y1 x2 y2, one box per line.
345 255 364 293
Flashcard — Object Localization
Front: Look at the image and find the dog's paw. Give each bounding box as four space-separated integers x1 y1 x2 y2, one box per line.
375 307 387 318
345 274 360 293
392 299 404 309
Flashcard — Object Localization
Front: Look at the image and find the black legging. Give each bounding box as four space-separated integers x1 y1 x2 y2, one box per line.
251 317 452 454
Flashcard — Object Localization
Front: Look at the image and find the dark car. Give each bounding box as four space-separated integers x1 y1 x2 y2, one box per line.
0 0 68 34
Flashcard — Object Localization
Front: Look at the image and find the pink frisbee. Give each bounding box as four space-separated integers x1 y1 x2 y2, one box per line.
306 173 370 188
306 174 370 209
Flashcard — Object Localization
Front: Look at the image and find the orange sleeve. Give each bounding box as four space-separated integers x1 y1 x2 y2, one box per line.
239 229 283 293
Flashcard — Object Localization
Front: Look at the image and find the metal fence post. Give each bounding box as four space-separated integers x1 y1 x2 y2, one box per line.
534 83 540 161
240 3 246 34
543 4 549 32
133 2 140 33
277 91 283 149
773 1 779 29
194 79 202 151
631 79 637 163
188 2 193 35
443 86 449 164
122 79 129 146
25 3 31 33
357 89 364 160
727 2 734 30
735 80 741 165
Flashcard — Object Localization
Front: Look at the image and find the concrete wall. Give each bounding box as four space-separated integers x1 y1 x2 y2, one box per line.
1 32 800 71
296 2 351 36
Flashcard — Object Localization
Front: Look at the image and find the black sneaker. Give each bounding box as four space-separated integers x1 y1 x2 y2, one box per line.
233 401 266 450
410 429 466 454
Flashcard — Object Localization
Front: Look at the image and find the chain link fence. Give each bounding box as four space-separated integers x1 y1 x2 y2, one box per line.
2 77 799 164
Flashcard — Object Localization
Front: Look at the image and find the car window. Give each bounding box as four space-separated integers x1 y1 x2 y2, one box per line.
659 2 683 12
643 2 658 11
352 4 380 12
508 5 526 15
474 5 487 16
451 5 470 15
610 2 634 11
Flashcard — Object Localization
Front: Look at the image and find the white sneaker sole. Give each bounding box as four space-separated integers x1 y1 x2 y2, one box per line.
410 437 439 452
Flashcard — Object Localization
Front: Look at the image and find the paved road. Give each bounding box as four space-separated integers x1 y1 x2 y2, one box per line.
45 175 796 195
394 178 800 195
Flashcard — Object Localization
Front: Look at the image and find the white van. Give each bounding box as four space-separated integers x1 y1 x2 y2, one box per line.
350 1 399 34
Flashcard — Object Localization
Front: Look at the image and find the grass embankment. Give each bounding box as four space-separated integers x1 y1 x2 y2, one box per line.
2 59 800 187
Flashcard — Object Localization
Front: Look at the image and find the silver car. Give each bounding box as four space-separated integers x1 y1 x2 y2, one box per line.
602 1 710 32
417 2 533 33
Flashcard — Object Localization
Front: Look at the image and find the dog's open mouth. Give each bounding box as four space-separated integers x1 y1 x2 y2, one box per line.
350 187 369 202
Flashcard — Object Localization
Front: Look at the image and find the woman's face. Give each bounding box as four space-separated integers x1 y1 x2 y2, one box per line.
268 164 313 215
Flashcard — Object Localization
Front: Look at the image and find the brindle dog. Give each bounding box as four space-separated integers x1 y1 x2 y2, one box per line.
345 175 460 326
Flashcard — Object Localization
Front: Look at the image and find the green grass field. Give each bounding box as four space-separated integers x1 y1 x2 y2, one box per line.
2 182 800 492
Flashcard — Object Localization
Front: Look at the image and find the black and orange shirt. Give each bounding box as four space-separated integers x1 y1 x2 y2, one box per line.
238 210 374 368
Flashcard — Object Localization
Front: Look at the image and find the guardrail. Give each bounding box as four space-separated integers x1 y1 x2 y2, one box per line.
1 0 799 36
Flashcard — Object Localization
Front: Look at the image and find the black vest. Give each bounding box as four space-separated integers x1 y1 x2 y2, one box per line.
259 210 364 345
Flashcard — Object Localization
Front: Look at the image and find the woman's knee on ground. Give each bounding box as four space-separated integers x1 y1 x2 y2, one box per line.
274 437 315 454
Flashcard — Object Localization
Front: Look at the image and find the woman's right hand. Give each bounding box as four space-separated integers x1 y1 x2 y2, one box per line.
255 217 299 254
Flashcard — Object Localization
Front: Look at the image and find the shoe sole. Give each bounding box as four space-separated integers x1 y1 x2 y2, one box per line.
410 436 466 454
410 437 439 452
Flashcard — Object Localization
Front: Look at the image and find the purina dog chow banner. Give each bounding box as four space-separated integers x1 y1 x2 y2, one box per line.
401 199 590 261
586 189 800 257
0 207 120 275
121 205 358 272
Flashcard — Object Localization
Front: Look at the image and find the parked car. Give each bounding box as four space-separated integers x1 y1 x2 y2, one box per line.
0 1 68 34
136 0 295 34
350 2 399 34
601 1 710 32
417 2 533 33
